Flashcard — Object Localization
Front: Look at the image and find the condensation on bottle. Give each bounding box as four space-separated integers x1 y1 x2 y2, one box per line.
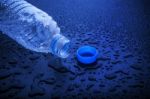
0 0 70 58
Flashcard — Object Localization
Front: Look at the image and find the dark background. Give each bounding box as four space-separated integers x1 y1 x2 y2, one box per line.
0 0 150 99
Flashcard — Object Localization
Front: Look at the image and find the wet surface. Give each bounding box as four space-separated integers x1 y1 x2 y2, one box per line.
0 0 150 98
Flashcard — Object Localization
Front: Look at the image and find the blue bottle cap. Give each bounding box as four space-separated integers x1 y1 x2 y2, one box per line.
76 46 99 64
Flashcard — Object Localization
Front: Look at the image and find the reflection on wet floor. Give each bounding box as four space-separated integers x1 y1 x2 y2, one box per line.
0 0 150 98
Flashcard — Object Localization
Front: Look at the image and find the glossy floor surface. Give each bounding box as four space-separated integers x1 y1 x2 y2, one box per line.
0 0 150 98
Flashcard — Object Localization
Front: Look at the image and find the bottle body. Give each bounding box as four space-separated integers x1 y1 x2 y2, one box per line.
0 0 70 58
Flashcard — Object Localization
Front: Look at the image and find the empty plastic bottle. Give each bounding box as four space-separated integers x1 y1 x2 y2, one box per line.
0 0 70 58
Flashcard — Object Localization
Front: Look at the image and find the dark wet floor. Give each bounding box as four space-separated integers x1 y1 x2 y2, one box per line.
0 0 150 99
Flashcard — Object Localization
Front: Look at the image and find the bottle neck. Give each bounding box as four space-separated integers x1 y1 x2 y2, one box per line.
50 34 70 58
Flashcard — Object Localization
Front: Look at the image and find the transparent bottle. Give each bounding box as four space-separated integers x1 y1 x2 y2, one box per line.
0 0 70 58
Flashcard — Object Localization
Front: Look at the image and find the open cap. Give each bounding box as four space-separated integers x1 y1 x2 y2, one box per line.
76 46 98 64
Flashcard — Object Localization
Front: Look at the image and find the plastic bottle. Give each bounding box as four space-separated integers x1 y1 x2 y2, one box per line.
0 0 70 58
